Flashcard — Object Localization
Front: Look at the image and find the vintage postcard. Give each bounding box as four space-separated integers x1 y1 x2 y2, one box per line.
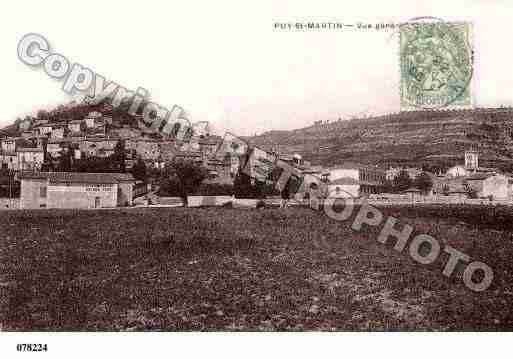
1 1 512 358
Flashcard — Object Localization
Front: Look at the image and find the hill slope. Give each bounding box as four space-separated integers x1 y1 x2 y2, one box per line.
247 108 513 172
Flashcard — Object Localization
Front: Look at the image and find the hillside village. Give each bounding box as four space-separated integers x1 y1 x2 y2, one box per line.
0 100 224 173
0 100 232 207
2 103 513 209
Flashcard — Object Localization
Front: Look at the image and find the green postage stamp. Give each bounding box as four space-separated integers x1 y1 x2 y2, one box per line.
400 21 473 110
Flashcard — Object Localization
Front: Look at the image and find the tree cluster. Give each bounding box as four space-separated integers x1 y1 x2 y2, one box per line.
385 170 433 194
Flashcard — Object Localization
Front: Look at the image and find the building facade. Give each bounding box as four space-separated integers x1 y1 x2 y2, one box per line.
323 163 386 196
16 148 44 171
386 167 422 181
0 152 18 170
19 172 135 209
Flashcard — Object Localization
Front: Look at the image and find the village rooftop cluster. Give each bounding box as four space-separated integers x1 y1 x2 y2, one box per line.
1 99 513 211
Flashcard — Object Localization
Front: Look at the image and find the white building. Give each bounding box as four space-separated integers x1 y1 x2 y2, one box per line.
84 111 103 128
16 148 44 171
68 120 83 133
467 173 513 200
34 124 53 136
19 172 136 209
327 177 360 198
50 126 66 139
323 163 386 196
0 152 18 170
1 138 20 153
386 167 422 181
446 150 491 178
46 142 64 158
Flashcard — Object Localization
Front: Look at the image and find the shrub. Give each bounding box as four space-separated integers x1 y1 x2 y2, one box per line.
256 200 266 209
233 173 265 199
221 201 233 208
193 183 234 196
157 177 182 197
158 160 208 202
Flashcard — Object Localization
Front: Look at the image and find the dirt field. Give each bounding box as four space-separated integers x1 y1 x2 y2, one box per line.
1 206 512 330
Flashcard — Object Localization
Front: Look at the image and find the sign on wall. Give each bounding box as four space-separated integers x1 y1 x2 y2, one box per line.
48 184 114 192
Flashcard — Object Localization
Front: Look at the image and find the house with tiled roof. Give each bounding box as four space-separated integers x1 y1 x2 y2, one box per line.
68 119 84 133
16 147 44 171
19 171 136 209
78 137 119 158
0 151 17 171
174 150 205 165
84 111 103 128
33 124 53 136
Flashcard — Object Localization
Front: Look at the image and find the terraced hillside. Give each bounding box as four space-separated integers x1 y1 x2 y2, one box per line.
247 108 513 172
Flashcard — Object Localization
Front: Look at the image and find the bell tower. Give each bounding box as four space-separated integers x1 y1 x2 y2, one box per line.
465 150 479 170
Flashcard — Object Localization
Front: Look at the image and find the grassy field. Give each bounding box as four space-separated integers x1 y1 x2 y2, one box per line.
1 205 513 331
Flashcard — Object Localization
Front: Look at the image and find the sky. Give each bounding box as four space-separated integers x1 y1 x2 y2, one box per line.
1 0 513 135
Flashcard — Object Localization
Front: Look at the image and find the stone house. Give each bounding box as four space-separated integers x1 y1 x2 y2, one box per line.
50 125 67 139
0 152 18 170
327 177 360 198
68 120 83 133
34 124 53 136
114 126 142 139
135 139 160 161
198 136 221 156
46 139 72 158
19 172 135 209
79 137 119 158
174 151 205 165
16 148 44 171
84 111 102 128
21 130 35 139
467 173 513 200
159 140 177 162
1 137 24 153
323 163 386 196
386 167 422 181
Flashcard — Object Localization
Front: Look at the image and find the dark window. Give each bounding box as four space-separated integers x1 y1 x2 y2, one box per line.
40 186 47 198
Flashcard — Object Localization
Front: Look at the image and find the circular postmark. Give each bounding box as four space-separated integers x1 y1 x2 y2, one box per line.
400 18 473 110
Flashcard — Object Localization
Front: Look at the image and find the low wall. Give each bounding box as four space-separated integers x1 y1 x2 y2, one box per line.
187 195 234 207
157 197 185 206
367 196 511 206
232 199 259 208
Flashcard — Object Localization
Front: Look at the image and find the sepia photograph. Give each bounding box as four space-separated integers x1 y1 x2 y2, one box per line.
1 1 512 357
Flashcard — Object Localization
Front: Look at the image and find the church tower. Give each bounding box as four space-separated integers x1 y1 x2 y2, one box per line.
465 150 479 170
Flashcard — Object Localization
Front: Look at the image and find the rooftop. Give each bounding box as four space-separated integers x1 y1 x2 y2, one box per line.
17 147 44 153
19 172 135 184
86 111 102 118
0 151 16 156
175 151 203 157
330 177 359 185
466 173 495 181
404 187 422 193
323 162 386 174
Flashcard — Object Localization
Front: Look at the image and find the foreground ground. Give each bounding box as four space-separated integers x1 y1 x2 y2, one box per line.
1 205 512 330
